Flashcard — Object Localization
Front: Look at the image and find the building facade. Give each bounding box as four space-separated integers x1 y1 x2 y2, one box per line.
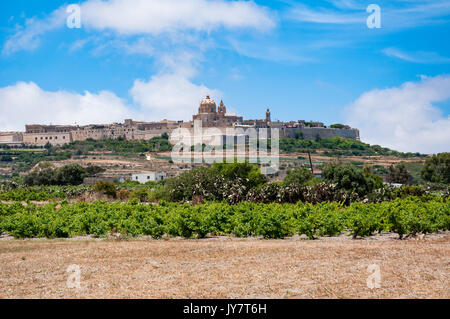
0 95 360 146
132 172 167 184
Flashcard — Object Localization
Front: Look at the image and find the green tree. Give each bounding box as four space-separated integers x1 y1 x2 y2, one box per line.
85 165 106 177
93 181 117 198
212 162 267 189
294 130 304 140
55 164 87 185
421 153 450 184
330 124 346 129
283 168 314 187
164 162 267 202
387 163 413 185
322 163 383 197
44 142 52 150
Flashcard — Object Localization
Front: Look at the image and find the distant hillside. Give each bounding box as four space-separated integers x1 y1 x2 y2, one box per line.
279 137 425 158
0 136 426 177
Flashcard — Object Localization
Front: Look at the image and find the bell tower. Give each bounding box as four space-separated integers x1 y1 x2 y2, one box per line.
218 100 226 116
266 108 271 125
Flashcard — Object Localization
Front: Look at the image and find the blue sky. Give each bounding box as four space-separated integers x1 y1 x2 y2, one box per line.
0 0 449 153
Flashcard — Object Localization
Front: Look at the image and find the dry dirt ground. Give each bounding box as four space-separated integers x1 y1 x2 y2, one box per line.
0 234 449 299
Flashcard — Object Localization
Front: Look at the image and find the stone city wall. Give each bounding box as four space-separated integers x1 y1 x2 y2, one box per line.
22 132 72 146
0 133 23 144
284 127 360 140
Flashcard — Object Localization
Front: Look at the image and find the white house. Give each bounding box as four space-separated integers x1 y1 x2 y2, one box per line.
132 172 166 184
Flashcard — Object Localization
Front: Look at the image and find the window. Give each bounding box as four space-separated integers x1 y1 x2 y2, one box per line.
147 176 150 180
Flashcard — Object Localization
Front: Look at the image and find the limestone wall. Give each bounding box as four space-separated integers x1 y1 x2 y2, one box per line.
22 132 72 146
0 133 23 144
284 127 360 140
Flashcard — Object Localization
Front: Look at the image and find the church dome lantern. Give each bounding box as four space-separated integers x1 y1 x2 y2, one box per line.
199 95 217 114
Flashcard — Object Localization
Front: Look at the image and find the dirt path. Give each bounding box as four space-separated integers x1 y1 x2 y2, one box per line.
0 236 449 299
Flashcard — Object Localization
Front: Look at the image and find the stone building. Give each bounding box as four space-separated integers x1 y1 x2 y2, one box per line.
193 96 243 127
0 132 23 145
1 95 361 146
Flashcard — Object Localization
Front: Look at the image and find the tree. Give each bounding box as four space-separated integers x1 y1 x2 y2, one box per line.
322 163 383 196
85 165 106 177
55 164 87 185
93 181 117 198
387 163 413 185
421 153 450 184
283 168 313 187
363 165 373 174
212 162 267 189
24 163 88 186
164 162 267 202
24 169 56 186
294 130 304 140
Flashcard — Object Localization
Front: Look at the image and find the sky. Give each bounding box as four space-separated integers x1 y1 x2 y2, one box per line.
0 0 449 154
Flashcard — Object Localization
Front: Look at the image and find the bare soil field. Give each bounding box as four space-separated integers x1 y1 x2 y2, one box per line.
1 233 449 299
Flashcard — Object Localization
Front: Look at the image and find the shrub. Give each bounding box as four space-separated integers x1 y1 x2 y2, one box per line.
93 182 117 198
421 153 449 184
130 188 150 203
345 203 381 239
116 189 130 201
283 168 314 187
387 163 413 185
322 163 383 197
164 162 267 203
0 197 447 240
246 183 284 204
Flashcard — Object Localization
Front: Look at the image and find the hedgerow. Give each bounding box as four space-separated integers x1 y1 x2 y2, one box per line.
0 185 92 201
0 197 447 240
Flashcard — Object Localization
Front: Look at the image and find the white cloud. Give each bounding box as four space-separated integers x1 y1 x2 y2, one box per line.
0 61 221 130
288 0 450 29
346 75 450 154
81 0 275 35
3 0 275 55
130 74 221 121
0 82 132 131
288 4 364 24
2 7 66 55
127 51 222 121
382 47 450 63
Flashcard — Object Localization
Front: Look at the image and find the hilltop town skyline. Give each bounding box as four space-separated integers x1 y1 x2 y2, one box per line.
0 1 449 154
0 95 360 147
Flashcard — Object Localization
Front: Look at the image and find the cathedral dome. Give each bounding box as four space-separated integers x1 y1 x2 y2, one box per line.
199 95 217 114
